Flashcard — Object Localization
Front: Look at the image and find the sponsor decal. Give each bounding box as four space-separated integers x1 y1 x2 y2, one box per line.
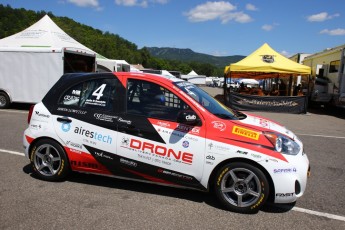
118 117 132 125
261 55 275 63
276 193 294 197
206 155 215 160
120 158 137 167
74 126 112 144
157 121 171 128
176 124 200 135
69 148 82 154
209 143 231 152
236 150 248 155
157 169 193 181
64 95 79 101
35 111 50 118
94 151 113 160
61 123 71 132
66 141 82 149
251 153 262 159
160 129 198 142
182 141 189 148
129 139 193 164
259 119 269 128
186 114 196 121
266 158 279 163
72 89 81 96
273 168 297 173
121 137 130 146
57 107 87 114
70 161 98 169
153 158 171 165
30 124 42 130
232 126 260 140
211 121 226 131
94 113 118 122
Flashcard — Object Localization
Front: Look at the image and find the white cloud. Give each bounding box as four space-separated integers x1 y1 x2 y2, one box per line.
262 24 273 31
246 3 258 11
67 0 102 10
67 0 99 7
307 12 340 22
221 12 252 23
280 50 291 57
320 28 345 36
115 0 168 7
185 1 252 24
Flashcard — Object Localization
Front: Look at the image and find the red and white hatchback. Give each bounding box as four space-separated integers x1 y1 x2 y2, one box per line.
23 72 310 213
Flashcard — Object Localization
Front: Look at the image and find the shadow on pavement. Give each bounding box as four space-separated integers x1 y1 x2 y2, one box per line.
23 163 292 214
9 103 34 111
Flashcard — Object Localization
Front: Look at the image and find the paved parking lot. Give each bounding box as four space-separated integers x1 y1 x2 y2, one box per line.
0 103 345 229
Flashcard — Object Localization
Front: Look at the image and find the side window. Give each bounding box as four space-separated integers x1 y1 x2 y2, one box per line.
59 78 118 111
126 79 189 121
329 60 340 73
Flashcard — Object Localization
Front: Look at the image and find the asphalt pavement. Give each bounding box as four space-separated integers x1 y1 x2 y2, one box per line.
0 101 344 229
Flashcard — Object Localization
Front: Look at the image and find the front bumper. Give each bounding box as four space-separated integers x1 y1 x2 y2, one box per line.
263 151 310 204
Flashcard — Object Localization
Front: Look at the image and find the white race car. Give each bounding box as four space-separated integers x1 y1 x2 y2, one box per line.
23 72 310 213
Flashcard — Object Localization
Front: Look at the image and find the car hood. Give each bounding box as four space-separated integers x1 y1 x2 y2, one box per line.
236 113 295 139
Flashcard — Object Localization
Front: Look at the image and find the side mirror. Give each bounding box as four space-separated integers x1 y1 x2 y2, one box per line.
177 110 200 126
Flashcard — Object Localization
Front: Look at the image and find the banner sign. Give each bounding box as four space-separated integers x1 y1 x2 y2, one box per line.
226 93 307 114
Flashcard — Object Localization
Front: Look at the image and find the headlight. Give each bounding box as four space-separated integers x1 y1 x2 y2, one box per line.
264 132 301 155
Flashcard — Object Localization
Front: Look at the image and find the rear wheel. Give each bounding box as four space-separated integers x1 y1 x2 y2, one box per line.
214 162 269 213
30 139 70 181
0 92 10 109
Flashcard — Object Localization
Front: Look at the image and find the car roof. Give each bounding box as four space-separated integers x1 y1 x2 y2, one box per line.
115 72 184 83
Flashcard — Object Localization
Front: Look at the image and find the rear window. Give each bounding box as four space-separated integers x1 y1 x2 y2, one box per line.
59 78 118 111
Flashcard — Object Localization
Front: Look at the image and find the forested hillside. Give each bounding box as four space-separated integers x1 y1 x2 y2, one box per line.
147 47 244 68
0 4 239 76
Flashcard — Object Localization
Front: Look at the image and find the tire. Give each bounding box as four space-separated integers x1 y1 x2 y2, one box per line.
214 162 269 213
30 139 70 181
0 91 10 109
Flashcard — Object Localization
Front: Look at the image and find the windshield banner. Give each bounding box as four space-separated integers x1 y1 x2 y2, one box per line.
227 93 307 114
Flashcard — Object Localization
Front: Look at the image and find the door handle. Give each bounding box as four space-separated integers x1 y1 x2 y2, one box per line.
57 117 72 123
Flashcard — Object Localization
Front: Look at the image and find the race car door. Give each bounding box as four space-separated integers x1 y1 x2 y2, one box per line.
51 77 120 174
116 78 206 190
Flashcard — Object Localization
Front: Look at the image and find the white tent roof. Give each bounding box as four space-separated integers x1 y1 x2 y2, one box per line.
0 15 95 54
187 70 198 76
239 79 259 85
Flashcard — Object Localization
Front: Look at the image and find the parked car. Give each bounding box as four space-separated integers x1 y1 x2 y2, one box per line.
23 72 310 213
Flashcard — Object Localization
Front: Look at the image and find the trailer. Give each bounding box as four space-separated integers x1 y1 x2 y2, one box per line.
0 15 97 109
303 44 345 108
0 47 95 108
96 58 131 72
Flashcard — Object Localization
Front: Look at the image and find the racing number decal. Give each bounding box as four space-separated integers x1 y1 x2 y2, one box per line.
92 84 107 100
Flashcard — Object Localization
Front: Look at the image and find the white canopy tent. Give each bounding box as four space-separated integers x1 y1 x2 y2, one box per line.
187 70 198 76
0 15 95 54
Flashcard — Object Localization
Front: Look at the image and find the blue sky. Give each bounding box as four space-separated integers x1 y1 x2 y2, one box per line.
1 0 344 57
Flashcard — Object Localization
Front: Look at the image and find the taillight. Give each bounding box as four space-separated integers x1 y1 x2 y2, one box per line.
27 105 35 124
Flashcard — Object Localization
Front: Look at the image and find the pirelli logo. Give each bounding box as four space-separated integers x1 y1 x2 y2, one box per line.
232 126 260 140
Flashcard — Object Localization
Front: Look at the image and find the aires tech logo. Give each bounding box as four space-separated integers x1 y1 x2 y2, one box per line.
61 123 71 132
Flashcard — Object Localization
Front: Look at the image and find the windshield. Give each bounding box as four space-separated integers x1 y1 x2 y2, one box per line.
174 81 240 120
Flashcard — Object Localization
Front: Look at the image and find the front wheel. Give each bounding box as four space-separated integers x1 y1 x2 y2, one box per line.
30 139 70 181
214 162 269 213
